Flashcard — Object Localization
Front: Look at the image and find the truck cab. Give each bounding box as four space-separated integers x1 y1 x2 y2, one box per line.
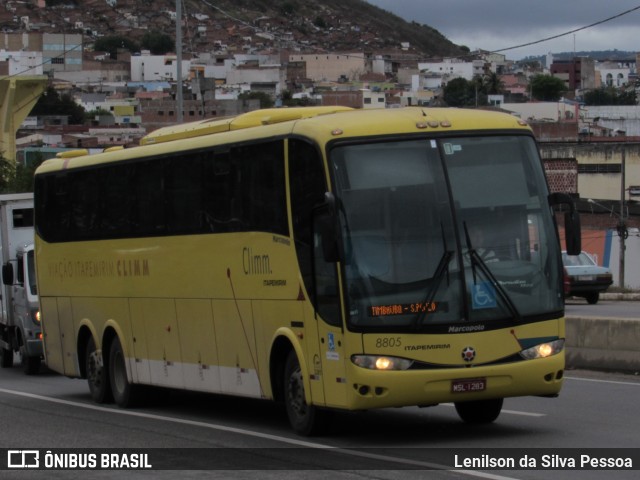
0 193 41 374
1 244 41 373
5 244 41 373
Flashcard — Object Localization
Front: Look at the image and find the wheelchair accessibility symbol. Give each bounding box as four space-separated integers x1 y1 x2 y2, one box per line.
472 282 497 309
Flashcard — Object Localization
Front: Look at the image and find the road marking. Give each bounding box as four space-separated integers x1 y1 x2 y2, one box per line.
565 376 640 387
0 386 522 480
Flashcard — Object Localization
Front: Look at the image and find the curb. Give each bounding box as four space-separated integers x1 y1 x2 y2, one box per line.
600 293 640 301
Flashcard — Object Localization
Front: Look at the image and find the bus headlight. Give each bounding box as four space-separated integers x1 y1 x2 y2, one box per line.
31 309 41 324
351 355 413 371
519 339 564 360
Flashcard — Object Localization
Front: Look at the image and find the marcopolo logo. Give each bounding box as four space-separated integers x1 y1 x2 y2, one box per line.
8 450 40 468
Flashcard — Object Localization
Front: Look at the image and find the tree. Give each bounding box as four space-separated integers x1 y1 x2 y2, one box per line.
313 17 328 29
280 2 296 16
31 87 86 125
443 77 490 107
141 31 174 55
584 87 637 106
484 72 504 95
0 153 43 194
94 36 140 59
85 108 114 124
443 78 474 107
529 74 566 101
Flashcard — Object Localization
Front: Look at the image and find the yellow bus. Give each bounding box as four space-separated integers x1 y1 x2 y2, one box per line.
34 106 580 435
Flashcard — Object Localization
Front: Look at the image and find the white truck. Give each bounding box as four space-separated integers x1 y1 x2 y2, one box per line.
0 193 42 374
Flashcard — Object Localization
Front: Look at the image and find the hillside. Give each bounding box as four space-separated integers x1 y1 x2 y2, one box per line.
3 0 465 58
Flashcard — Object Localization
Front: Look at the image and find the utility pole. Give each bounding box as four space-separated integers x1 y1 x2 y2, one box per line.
618 149 627 289
176 0 183 124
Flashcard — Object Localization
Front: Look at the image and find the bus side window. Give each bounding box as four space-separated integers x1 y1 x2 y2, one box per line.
289 139 342 327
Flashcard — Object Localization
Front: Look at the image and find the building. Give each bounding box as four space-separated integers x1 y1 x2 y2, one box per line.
550 57 596 94
0 33 82 74
130 52 191 82
0 51 44 76
417 58 486 85
596 60 635 88
288 53 366 82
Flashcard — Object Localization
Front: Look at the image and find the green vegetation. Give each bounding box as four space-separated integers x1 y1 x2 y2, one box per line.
94 36 140 59
584 87 637 106
31 87 86 125
0 153 43 194
529 74 567 102
141 31 174 55
443 74 504 107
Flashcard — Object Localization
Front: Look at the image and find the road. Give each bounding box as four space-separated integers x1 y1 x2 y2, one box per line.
0 359 638 480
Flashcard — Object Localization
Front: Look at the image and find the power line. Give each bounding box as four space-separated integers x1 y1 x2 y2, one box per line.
492 5 640 54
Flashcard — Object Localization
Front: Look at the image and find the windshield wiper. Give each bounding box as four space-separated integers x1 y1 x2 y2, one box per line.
413 223 453 328
463 222 522 323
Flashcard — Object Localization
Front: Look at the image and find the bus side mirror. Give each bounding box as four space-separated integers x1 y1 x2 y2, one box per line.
549 193 581 255
313 192 341 263
2 263 14 286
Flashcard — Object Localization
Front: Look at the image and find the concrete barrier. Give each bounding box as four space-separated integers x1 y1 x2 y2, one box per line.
565 316 640 373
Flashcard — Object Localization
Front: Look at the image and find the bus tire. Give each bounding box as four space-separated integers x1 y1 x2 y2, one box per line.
284 350 327 436
85 336 112 403
454 398 503 424
109 336 145 408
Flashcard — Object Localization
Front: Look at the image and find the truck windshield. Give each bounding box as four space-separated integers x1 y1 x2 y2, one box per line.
330 136 562 332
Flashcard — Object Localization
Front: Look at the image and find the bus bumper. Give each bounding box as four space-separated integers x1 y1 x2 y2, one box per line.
341 353 565 410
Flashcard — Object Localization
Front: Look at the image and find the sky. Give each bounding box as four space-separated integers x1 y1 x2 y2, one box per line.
365 0 640 60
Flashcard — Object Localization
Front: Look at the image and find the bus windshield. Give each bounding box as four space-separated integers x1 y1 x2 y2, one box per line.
330 135 563 331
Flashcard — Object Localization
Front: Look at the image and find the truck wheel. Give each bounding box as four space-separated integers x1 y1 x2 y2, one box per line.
1 347 13 368
86 336 112 403
455 398 503 424
283 350 327 436
109 336 145 408
21 348 41 375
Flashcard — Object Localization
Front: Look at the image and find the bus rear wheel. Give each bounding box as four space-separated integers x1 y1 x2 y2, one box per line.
454 398 503 424
86 336 112 403
109 336 145 408
284 351 327 436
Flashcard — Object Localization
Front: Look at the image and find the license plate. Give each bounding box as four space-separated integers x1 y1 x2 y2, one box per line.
451 378 487 393
578 275 594 281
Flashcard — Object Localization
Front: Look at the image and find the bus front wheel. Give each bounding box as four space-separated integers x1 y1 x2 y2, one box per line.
454 398 503 424
86 336 112 403
284 351 327 436
109 336 145 408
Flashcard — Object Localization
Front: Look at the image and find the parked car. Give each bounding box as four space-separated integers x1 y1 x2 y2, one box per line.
562 251 613 304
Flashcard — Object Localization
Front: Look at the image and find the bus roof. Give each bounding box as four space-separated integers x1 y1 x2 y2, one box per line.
36 107 531 175
139 106 354 146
